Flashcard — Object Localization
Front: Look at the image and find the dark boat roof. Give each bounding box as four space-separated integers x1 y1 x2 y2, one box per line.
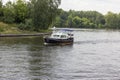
51 27 74 32
60 29 73 32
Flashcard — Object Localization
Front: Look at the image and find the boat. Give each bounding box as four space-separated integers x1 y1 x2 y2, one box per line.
44 28 74 45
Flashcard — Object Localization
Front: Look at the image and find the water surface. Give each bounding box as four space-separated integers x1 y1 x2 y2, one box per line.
0 29 120 80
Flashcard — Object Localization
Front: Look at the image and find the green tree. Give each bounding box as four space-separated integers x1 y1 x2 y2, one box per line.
32 0 61 31
72 16 82 28
14 0 28 23
67 12 75 28
74 11 105 27
0 0 3 21
3 1 15 23
53 10 105 28
105 12 120 29
72 16 95 28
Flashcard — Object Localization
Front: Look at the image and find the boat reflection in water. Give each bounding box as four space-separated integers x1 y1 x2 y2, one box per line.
44 28 74 45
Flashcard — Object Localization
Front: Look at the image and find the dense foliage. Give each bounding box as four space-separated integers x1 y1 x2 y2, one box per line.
0 0 61 31
53 10 105 28
0 0 120 31
54 10 120 29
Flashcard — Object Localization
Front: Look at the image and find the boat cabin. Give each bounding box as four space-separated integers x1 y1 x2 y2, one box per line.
50 29 73 39
44 28 74 45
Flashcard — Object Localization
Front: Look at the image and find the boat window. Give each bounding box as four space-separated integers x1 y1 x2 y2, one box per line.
61 35 66 38
53 35 59 37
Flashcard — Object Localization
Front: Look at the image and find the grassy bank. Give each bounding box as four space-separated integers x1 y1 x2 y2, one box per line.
0 22 51 34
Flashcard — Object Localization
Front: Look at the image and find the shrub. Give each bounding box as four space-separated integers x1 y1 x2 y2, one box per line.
18 19 33 31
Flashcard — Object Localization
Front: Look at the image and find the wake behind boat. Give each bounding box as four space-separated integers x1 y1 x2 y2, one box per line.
44 28 74 45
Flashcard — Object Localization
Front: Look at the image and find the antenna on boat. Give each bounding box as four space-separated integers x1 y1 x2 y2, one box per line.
51 26 56 30
53 26 56 29
52 26 56 33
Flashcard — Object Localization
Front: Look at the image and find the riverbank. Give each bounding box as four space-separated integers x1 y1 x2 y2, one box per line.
0 33 50 37
0 22 51 37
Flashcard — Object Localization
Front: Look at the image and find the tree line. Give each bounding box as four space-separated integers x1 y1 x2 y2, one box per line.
53 10 120 29
0 0 61 31
0 0 120 31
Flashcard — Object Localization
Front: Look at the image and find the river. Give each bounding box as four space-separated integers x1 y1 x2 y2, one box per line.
0 29 120 80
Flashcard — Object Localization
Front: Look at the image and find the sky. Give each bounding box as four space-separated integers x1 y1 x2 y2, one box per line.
2 0 29 4
2 0 120 14
59 0 120 14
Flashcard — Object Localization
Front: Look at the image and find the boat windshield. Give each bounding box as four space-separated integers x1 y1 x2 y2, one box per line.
53 35 59 38
61 35 66 38
50 29 73 39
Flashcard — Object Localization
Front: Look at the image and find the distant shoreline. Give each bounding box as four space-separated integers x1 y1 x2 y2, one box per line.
0 33 50 37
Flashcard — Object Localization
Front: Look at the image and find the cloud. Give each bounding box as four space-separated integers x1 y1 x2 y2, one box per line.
2 0 29 4
3 0 120 14
59 0 120 14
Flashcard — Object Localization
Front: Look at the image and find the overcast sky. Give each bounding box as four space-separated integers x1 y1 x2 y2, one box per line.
3 0 120 14
59 0 120 14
